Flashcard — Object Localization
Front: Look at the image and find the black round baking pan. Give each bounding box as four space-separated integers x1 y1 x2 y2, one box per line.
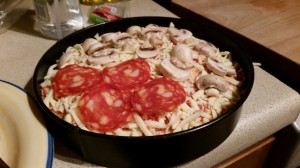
33 17 254 167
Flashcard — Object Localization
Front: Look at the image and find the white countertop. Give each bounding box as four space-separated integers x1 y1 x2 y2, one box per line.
0 0 299 167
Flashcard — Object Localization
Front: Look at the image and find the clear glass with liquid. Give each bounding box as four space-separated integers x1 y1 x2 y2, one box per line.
33 0 84 39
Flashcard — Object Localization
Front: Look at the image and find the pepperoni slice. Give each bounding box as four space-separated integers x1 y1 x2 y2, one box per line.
102 58 150 91
131 77 186 115
78 84 132 132
52 64 103 97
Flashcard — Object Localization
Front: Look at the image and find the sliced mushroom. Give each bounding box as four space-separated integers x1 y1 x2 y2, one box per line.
101 32 117 43
88 49 118 65
194 42 218 58
159 58 190 81
126 25 142 35
87 42 107 55
183 36 202 46
149 36 163 47
82 38 99 52
192 50 199 59
141 26 166 35
170 44 194 69
112 33 132 44
206 57 227 77
111 33 133 49
168 27 193 44
225 66 237 76
205 88 220 97
196 74 229 92
136 41 160 58
145 24 159 28
122 42 136 52
58 52 73 68
141 26 166 40
171 44 193 63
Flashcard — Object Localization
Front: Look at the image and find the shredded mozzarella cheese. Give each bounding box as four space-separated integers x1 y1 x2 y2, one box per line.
39 23 244 136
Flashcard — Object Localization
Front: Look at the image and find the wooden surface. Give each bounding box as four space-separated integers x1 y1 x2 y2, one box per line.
171 0 300 65
213 136 275 168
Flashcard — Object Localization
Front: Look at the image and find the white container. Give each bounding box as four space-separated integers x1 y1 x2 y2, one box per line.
33 0 84 39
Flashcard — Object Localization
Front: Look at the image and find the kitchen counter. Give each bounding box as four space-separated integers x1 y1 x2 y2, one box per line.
0 0 299 167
